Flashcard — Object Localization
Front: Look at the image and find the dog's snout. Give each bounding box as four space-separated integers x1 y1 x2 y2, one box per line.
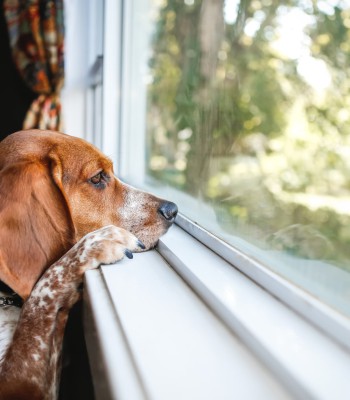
158 201 178 222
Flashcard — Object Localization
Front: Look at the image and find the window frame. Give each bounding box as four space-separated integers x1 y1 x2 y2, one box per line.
175 213 350 350
101 0 350 353
77 4 350 397
84 222 350 399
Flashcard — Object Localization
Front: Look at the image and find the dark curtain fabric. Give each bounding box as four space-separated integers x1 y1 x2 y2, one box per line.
3 0 65 131
0 0 36 139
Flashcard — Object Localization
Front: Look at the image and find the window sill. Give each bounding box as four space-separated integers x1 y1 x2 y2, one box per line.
83 221 350 400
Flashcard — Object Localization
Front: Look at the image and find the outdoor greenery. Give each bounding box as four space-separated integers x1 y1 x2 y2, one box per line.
146 0 350 269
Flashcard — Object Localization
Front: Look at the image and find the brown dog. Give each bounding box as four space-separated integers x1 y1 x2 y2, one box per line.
0 130 177 399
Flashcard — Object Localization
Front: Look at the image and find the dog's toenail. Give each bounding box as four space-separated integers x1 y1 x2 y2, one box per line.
137 240 146 249
124 249 133 259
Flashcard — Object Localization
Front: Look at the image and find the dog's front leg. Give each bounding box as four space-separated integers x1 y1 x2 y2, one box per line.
0 225 141 400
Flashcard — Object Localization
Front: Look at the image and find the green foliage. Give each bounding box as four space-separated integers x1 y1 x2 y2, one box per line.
145 0 350 269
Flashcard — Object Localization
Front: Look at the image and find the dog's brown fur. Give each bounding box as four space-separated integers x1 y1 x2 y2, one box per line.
0 129 175 299
0 130 177 399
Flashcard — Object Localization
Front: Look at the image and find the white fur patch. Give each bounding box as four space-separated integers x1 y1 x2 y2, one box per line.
118 183 150 224
0 293 21 366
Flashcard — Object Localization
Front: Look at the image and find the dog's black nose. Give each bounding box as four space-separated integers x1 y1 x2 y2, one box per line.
158 201 178 222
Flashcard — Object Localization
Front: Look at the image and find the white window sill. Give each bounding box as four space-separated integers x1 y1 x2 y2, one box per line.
83 221 350 400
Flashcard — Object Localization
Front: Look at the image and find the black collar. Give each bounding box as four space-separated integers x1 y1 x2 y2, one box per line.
0 281 23 308
0 295 23 308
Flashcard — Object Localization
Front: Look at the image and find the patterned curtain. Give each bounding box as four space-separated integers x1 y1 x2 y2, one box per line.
3 0 64 131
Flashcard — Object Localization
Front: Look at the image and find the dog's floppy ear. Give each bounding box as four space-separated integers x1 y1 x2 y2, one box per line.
0 160 76 299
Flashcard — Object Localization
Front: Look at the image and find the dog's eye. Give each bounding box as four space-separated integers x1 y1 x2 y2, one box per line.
89 172 108 188
90 173 102 185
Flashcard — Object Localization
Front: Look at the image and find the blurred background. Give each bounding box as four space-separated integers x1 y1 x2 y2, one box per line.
145 0 350 270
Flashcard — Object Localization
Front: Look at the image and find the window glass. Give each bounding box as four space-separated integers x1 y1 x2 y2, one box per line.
123 0 350 318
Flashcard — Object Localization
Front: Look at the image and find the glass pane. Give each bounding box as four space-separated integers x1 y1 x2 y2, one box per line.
127 0 350 318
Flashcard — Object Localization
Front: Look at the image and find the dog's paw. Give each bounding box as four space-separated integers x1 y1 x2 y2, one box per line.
77 225 144 272
28 226 144 312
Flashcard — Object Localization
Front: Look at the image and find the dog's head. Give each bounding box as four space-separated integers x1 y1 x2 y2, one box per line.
0 129 177 298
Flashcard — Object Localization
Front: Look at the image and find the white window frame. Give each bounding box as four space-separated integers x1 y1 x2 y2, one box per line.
105 0 350 351
80 0 350 399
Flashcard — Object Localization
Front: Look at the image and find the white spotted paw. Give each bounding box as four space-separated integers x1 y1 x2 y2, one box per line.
78 225 145 272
